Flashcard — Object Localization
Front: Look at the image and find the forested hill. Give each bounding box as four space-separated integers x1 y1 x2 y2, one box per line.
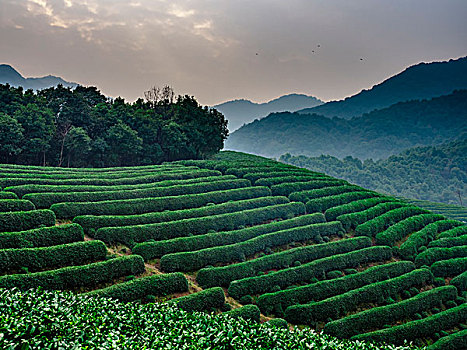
214 94 322 131
0 84 228 167
226 90 467 160
298 56 467 119
280 138 467 205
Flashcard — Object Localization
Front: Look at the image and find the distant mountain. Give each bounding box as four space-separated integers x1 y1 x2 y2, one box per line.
0 64 77 90
214 93 323 131
298 56 467 119
280 138 467 206
226 90 467 160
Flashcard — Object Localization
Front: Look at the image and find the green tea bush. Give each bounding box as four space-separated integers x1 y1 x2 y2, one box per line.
227 246 392 299
170 287 225 312
284 268 433 325
324 286 458 338
163 221 346 273
86 273 188 302
195 234 366 288
352 304 467 345
0 255 145 290
52 186 271 219
25 178 250 208
0 224 84 249
289 185 364 203
132 214 324 260
257 261 414 315
428 329 467 350
0 209 55 233
271 179 347 197
95 202 306 247
0 240 107 273
415 246 467 267
431 257 467 277
375 213 445 247
224 305 261 322
354 206 429 238
75 195 285 235
0 191 18 199
429 234 467 248
324 197 395 222
0 199 35 212
6 175 234 198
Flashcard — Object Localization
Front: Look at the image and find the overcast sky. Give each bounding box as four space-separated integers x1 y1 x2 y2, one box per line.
1 0 466 105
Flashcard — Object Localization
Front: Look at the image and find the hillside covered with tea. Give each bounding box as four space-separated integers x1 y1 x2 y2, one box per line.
0 151 465 349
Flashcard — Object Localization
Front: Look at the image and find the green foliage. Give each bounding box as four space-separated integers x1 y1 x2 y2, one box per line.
75 195 284 235
431 257 467 277
86 273 188 302
54 186 269 219
170 287 225 312
324 286 458 338
266 318 289 328
132 214 324 260
1 169 220 188
354 206 429 237
271 179 347 197
451 270 467 291
352 304 467 345
306 191 379 213
257 261 414 315
336 201 407 231
428 329 467 350
0 288 416 349
95 202 306 247
24 177 247 209
0 191 18 199
323 197 393 221
164 221 345 274
0 240 107 273
0 199 35 212
0 255 145 290
227 246 392 300
375 213 445 247
284 269 433 325
437 226 467 239
289 184 364 203
195 233 365 288
399 220 463 259
225 305 261 322
0 209 55 233
5 174 234 197
415 246 467 267
429 234 467 248
0 224 84 249
0 84 228 166
280 137 467 205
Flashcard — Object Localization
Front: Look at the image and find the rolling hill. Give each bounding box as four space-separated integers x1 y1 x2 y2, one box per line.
226 90 467 159
280 138 467 205
297 56 467 119
0 64 77 90
0 150 465 348
214 93 323 131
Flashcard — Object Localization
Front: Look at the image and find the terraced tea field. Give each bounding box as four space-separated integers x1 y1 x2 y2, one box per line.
401 198 467 223
1 151 466 349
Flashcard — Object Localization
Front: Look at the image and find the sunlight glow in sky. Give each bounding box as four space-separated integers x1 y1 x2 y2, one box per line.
1 0 466 105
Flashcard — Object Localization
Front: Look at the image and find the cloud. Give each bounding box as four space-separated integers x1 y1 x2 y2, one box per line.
1 0 466 105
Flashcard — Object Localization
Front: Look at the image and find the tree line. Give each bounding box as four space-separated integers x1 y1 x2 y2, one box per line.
0 84 228 167
280 138 467 205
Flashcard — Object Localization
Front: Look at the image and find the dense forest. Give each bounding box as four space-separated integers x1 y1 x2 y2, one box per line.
280 138 467 205
0 84 228 167
226 90 467 159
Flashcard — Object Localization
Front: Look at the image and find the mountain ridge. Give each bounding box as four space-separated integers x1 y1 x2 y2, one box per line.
297 56 467 119
0 64 78 90
214 93 323 131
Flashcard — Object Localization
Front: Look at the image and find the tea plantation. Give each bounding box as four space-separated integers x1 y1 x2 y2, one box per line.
0 151 465 349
